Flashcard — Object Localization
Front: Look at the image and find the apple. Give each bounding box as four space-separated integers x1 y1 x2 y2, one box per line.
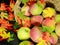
42 17 55 33
29 2 44 15
31 15 43 26
42 17 55 27
30 26 42 43
55 14 60 23
43 7 56 18
19 41 34 45
17 27 30 40
50 33 58 45
55 23 60 37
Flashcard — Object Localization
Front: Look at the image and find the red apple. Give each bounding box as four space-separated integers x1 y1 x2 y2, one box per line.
31 16 43 26
42 17 55 26
42 17 55 33
30 26 42 43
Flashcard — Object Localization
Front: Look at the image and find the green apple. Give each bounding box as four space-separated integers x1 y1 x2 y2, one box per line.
17 27 30 40
55 14 60 23
55 23 60 37
19 41 34 45
30 2 44 15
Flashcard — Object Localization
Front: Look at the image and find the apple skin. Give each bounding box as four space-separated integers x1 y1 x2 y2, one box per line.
43 7 56 18
42 17 55 27
50 33 58 45
19 41 34 45
55 14 60 23
31 16 43 26
17 27 30 40
42 17 55 33
29 3 44 15
30 26 42 43
55 23 60 37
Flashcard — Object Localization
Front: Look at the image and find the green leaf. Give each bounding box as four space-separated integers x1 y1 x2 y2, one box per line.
21 0 29 4
13 22 20 29
7 34 14 42
7 38 14 42
17 11 27 20
42 25 55 33
41 26 47 32
37 1 44 8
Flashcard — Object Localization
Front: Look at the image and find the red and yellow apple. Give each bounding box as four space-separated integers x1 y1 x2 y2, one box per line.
30 26 42 43
31 15 43 26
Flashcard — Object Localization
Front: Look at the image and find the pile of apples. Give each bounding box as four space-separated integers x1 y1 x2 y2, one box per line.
16 0 60 45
